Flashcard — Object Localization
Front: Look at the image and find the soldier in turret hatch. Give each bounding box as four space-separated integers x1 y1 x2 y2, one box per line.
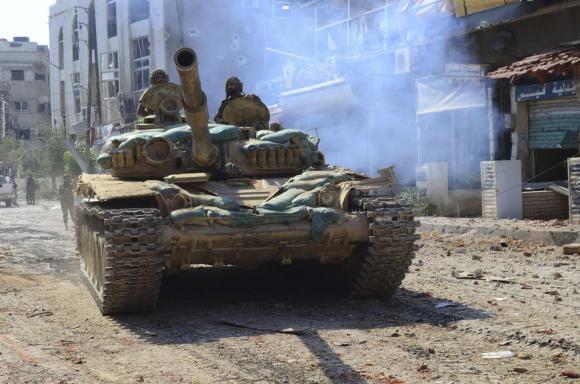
137 69 170 117
213 76 244 124
136 69 183 123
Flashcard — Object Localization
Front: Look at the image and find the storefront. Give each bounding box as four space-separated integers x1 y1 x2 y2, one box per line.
516 80 579 181
488 45 580 183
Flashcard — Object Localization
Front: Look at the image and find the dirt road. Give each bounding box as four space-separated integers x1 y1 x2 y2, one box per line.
0 201 578 383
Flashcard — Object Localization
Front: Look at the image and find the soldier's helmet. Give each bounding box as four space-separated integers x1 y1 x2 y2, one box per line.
149 69 169 85
225 77 243 93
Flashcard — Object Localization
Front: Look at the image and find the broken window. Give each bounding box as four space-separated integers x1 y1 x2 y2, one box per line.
130 0 149 23
107 0 117 38
58 28 64 68
72 13 80 61
102 51 120 98
132 37 150 91
11 70 24 81
73 88 82 114
72 72 81 85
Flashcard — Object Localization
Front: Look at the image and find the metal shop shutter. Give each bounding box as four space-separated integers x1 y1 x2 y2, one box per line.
528 97 580 149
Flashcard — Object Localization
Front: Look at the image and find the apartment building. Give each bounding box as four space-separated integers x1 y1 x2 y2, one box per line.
0 37 51 141
48 0 91 139
49 0 269 144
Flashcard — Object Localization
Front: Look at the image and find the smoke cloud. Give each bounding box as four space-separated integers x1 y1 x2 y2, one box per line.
164 0 494 185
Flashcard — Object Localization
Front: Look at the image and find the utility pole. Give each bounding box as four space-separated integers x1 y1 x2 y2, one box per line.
1 98 5 143
83 0 102 129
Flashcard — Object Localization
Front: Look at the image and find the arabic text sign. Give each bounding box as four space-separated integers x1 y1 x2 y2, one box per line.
516 80 576 102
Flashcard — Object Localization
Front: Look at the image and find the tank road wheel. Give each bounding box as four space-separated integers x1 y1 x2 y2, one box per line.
343 196 418 298
75 203 163 314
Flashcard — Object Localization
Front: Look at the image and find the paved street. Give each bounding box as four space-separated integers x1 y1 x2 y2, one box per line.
0 201 578 383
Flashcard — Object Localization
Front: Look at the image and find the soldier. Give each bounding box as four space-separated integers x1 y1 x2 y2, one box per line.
58 175 75 230
25 175 36 205
12 179 18 206
136 69 183 123
137 69 170 117
213 76 245 124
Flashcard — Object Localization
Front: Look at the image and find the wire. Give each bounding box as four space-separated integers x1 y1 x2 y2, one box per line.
175 0 184 47
491 152 580 197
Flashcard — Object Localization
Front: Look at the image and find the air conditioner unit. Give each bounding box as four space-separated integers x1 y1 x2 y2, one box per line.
394 47 411 74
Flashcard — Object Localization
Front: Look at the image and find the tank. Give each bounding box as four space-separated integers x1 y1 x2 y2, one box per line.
75 48 418 314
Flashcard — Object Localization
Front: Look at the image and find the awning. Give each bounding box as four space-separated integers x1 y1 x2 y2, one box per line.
529 129 578 149
488 45 580 84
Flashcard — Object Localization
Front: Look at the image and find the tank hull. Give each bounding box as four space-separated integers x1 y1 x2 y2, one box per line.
75 170 417 314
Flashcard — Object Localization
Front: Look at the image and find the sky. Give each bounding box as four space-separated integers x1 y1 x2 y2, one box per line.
0 0 54 45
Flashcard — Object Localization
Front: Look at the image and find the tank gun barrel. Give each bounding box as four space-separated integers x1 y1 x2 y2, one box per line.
174 48 218 167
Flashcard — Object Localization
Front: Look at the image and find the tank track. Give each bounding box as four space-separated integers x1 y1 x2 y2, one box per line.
346 196 419 298
75 203 163 314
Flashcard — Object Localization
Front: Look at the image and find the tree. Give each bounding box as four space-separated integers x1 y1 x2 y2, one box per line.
41 136 65 192
63 150 82 177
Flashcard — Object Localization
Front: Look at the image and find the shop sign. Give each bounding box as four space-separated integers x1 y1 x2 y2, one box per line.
516 80 576 102
445 63 489 77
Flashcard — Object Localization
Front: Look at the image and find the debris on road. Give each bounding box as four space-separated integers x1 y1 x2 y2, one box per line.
561 369 580 379
481 351 514 359
215 320 309 335
562 243 580 255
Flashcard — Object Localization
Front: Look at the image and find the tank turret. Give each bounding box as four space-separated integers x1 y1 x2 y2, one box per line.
174 48 218 167
96 47 324 179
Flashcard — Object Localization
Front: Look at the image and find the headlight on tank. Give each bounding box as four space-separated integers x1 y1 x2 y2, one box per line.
317 188 339 207
143 137 173 165
171 193 191 211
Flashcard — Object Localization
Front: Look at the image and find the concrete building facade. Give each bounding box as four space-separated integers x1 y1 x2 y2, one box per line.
0 37 51 141
48 0 91 139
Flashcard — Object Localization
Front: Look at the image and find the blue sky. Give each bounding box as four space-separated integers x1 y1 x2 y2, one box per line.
0 0 54 45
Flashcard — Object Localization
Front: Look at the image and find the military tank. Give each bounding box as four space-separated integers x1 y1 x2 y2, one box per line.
75 48 418 314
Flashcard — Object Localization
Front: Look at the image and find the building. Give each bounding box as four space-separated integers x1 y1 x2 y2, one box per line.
0 37 51 141
48 0 91 140
49 0 274 146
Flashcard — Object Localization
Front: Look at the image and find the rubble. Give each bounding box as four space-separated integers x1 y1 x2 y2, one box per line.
561 370 580 379
562 243 580 255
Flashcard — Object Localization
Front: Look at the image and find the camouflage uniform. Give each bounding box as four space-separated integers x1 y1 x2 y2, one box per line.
213 77 244 124
59 178 75 229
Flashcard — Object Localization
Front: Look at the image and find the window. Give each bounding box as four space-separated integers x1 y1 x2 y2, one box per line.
132 37 150 91
129 0 149 23
72 72 81 85
73 88 81 114
13 101 29 111
11 70 24 81
72 13 80 61
104 79 119 99
35 73 46 81
37 102 51 113
107 0 117 37
102 52 119 98
58 28 64 68
59 80 65 117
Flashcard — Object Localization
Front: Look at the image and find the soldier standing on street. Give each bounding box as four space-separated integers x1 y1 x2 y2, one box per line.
25 175 36 205
58 175 75 229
